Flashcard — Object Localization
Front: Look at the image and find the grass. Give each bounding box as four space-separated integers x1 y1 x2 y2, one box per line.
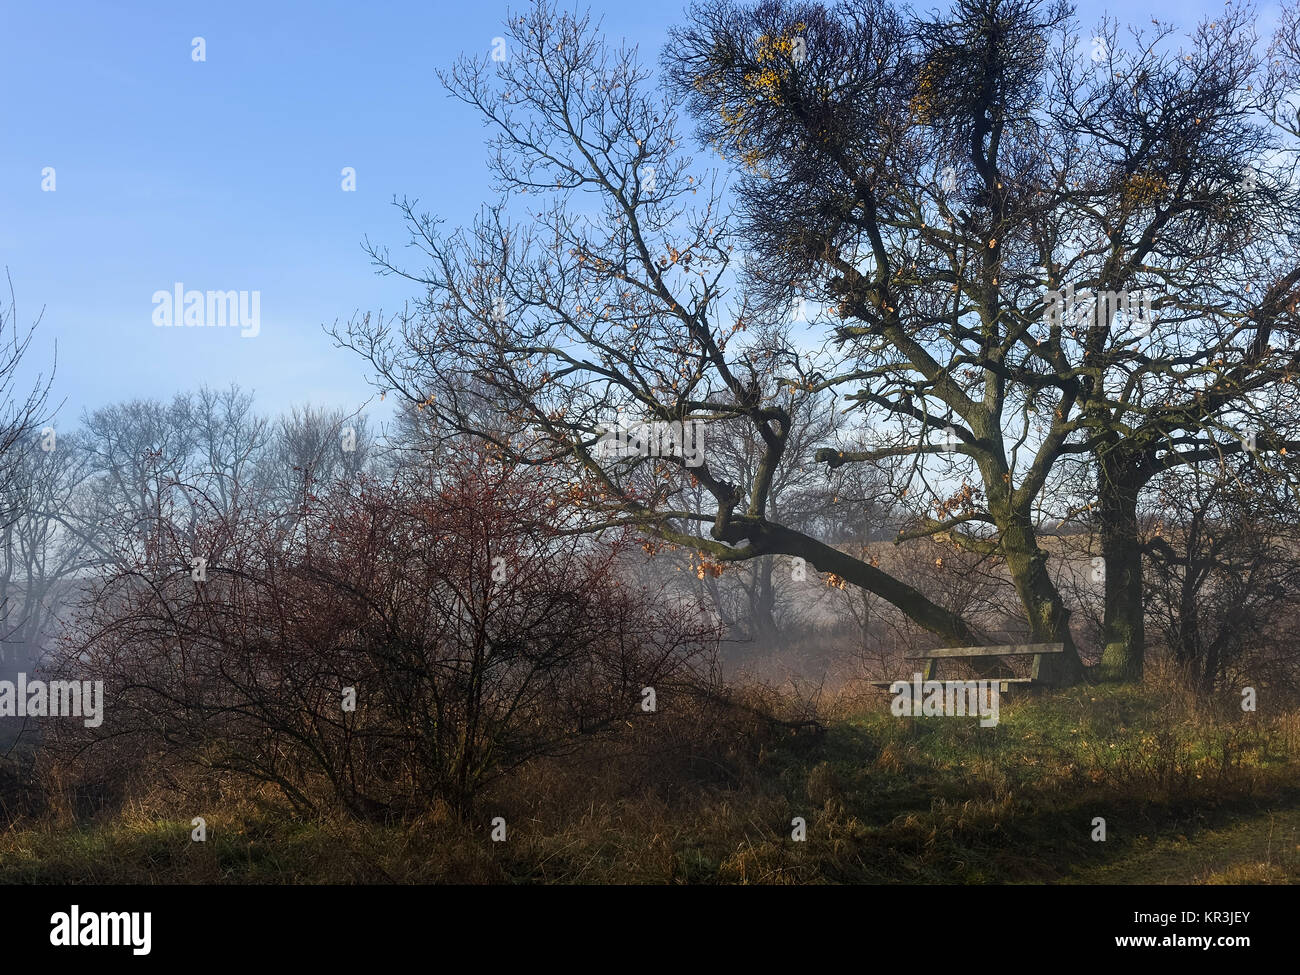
2 683 1297 883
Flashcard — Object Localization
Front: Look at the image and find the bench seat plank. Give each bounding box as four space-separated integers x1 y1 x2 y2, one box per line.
868 677 1036 691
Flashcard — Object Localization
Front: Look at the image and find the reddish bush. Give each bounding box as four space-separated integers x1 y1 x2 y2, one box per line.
52 454 718 817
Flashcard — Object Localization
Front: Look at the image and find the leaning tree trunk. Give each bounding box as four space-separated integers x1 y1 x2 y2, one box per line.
1097 468 1145 682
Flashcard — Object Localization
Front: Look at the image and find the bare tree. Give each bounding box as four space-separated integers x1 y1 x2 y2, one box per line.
1144 454 1300 693
0 432 94 681
0 273 54 685
334 1 996 684
665 0 1300 680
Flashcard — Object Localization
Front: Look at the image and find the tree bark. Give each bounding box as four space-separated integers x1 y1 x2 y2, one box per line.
749 556 779 644
1001 520 1086 685
1097 468 1145 682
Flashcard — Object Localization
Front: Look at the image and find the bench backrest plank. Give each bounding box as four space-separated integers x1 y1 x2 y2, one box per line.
906 642 1064 660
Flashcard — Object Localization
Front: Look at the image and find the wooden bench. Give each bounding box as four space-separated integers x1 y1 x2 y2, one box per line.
869 643 1065 692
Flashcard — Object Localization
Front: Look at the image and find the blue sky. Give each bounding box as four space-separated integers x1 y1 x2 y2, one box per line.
0 0 1270 431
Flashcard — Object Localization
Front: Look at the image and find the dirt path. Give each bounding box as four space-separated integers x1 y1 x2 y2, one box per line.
1066 804 1300 884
